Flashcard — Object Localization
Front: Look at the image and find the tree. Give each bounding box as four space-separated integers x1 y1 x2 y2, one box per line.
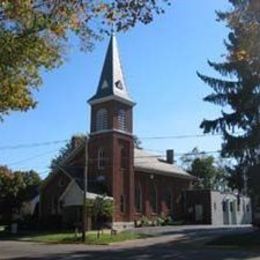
0 166 41 224
50 134 86 170
190 156 226 191
197 0 260 193
0 0 170 120
86 196 113 236
224 0 260 74
180 147 205 171
133 135 142 149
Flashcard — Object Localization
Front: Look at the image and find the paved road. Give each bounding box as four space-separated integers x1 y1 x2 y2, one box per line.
0 225 259 260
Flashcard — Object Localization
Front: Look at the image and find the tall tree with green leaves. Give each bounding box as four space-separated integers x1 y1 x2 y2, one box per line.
197 0 260 194
0 166 41 223
190 156 227 191
0 0 170 121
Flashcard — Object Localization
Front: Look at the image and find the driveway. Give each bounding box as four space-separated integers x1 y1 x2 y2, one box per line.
0 225 259 260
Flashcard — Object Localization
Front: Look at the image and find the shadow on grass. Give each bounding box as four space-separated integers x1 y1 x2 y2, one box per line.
0 229 151 245
0 230 75 242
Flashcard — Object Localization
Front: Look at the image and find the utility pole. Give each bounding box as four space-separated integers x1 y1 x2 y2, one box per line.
82 136 88 242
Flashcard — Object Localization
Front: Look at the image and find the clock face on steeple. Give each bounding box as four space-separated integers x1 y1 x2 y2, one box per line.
115 80 123 90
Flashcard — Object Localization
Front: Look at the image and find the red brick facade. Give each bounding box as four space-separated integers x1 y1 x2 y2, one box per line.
88 100 134 222
40 172 71 218
134 172 192 221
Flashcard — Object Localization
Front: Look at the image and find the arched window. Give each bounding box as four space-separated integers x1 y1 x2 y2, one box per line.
120 145 127 169
165 189 172 210
118 109 127 131
135 184 142 212
150 184 157 213
98 148 106 170
120 195 125 213
96 108 108 131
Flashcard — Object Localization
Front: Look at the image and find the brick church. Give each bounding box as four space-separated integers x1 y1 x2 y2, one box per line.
40 35 195 229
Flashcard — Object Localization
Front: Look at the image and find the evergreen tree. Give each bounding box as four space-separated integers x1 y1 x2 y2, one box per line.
197 0 260 193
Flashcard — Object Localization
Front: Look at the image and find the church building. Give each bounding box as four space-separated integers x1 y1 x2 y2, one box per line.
40 35 195 229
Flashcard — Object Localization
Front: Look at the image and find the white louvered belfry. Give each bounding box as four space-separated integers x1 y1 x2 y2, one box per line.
96 108 108 131
118 109 127 131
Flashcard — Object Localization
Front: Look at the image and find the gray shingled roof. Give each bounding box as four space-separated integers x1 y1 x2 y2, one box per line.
88 34 134 104
55 146 194 189
134 148 194 179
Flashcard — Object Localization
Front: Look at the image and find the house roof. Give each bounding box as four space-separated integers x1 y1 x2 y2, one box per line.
134 148 195 180
88 34 134 105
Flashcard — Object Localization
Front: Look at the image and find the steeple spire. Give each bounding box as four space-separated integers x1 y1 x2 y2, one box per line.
88 35 134 105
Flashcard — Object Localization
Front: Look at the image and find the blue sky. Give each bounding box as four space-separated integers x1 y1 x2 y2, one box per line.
0 0 231 178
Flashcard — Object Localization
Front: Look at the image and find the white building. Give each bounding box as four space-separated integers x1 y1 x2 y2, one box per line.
184 190 252 225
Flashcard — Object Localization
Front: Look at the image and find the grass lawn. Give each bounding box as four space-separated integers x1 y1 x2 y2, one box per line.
208 230 260 249
0 229 151 245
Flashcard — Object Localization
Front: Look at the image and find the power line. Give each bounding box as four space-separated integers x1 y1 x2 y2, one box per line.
0 134 221 151
140 133 223 140
0 139 68 151
7 148 60 166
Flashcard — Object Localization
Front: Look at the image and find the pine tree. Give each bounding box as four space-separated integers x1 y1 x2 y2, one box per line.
197 0 260 193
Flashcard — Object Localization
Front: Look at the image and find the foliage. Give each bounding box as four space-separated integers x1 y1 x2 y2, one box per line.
191 157 223 190
181 148 228 191
133 135 143 149
0 0 170 120
140 215 149 227
136 215 176 227
180 147 206 171
225 166 245 193
197 0 260 193
50 134 86 170
86 196 114 222
0 166 41 223
220 0 260 74
247 163 260 198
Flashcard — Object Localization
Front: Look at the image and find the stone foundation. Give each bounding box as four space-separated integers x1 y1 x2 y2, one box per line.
112 222 135 231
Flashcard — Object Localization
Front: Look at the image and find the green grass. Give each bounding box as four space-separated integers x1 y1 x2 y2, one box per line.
208 230 260 249
0 229 150 245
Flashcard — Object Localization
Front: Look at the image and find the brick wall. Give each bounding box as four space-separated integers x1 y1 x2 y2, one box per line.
40 172 71 218
88 132 134 223
134 171 192 221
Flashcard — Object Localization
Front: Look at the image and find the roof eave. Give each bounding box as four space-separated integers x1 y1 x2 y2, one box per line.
134 166 196 180
88 95 136 106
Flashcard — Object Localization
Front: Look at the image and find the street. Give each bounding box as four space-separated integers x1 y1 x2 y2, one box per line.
0 226 259 260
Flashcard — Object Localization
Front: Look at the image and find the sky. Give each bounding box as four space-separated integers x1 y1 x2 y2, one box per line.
0 0 232 179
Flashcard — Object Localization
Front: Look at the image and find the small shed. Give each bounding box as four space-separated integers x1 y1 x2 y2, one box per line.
184 190 252 225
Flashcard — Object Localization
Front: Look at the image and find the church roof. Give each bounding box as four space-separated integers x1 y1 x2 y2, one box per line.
47 143 194 190
134 148 195 180
88 34 134 105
